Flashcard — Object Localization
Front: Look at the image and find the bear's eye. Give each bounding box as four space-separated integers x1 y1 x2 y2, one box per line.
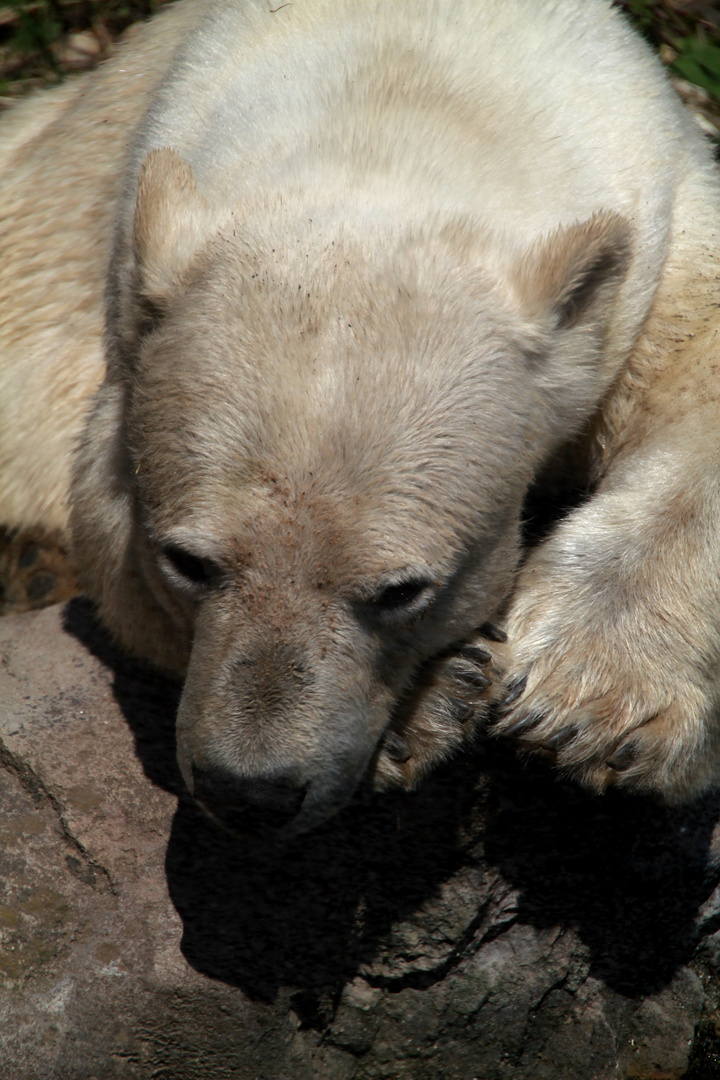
373 578 432 613
162 545 220 588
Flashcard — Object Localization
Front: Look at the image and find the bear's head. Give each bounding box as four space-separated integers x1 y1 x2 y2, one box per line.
71 150 630 836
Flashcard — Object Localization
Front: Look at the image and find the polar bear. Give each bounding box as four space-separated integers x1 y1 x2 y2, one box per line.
1 0 719 835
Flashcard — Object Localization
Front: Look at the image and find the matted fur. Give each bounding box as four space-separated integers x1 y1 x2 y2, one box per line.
1 0 719 833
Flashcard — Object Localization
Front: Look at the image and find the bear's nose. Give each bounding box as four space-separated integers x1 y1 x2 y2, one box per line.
191 764 308 835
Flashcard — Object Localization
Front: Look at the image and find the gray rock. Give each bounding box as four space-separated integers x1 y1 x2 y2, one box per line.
1 601 719 1079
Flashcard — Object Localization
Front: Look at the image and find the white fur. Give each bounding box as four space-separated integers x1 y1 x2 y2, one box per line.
1 0 720 831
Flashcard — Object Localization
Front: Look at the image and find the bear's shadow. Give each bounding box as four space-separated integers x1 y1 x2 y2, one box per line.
65 597 720 1016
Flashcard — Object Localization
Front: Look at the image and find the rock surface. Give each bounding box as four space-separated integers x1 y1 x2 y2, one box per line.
1 601 720 1078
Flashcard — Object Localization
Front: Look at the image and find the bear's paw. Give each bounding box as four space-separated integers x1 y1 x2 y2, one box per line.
372 624 509 791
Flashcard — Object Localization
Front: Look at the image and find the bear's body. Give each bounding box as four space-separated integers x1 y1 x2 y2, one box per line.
2 0 720 834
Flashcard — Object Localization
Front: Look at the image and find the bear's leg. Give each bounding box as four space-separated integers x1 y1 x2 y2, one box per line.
492 412 720 802
389 265 720 802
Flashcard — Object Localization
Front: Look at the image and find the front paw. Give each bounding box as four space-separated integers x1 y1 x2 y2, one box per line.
373 623 509 790
491 555 719 802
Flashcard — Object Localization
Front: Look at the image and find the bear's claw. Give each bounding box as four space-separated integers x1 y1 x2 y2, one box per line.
458 645 492 665
539 724 577 751
383 731 413 763
606 740 639 771
372 624 508 791
500 675 527 710
447 697 475 724
454 667 492 691
501 711 546 739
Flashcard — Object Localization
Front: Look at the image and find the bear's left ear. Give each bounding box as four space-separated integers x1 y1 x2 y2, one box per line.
511 211 632 334
133 148 229 309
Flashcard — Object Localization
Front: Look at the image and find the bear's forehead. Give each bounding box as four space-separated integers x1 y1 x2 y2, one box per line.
141 208 530 368
133 261 533 451
129 318 536 580
130 364 527 536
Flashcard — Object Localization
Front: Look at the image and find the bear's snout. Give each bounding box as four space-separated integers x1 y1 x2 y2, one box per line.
191 764 309 837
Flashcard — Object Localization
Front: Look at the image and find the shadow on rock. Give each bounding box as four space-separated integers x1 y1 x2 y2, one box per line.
64 597 184 795
64 597 720 1010
166 757 482 1015
479 739 720 997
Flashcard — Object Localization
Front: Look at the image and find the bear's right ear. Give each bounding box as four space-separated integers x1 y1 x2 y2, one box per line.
510 211 633 337
133 148 228 310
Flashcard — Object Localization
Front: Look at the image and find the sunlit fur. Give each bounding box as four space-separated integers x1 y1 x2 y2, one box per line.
1 0 719 830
